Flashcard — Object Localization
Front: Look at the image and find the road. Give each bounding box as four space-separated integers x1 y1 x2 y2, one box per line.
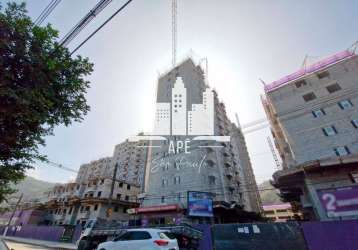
4 240 52 250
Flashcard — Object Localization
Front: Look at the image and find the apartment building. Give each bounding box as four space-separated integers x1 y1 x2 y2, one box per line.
112 139 148 188
262 49 358 220
139 58 261 224
263 203 301 222
263 50 358 168
44 158 140 227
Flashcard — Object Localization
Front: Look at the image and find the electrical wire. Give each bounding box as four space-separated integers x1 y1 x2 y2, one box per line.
70 0 133 55
34 0 61 26
59 0 113 47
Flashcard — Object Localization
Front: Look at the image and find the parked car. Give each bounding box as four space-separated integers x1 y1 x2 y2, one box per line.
96 228 179 250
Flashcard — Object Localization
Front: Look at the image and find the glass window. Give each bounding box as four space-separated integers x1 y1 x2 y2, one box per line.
338 100 353 110
294 80 307 88
351 119 358 128
129 231 152 240
302 92 317 102
174 176 180 185
161 196 165 203
334 146 350 156
208 176 216 185
159 232 176 239
312 109 325 118
322 126 337 136
326 83 341 93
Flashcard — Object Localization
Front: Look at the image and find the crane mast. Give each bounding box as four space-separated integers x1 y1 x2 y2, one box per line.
172 0 177 67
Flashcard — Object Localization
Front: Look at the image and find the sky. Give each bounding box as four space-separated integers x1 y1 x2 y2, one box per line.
4 0 358 184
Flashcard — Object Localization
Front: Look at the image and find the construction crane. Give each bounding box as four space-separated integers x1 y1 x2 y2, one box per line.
172 0 177 67
267 137 281 170
46 161 78 173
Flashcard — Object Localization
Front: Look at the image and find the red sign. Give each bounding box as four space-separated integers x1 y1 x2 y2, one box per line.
136 204 179 213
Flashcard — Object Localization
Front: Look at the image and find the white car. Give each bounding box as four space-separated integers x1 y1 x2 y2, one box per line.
97 228 179 250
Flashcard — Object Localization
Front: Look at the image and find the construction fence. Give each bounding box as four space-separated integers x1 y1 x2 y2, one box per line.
1 220 358 249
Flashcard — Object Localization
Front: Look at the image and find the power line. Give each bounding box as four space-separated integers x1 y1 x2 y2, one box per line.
59 0 113 47
70 0 133 55
34 0 61 26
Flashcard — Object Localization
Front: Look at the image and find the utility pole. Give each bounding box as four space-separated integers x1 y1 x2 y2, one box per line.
106 163 119 218
3 193 23 236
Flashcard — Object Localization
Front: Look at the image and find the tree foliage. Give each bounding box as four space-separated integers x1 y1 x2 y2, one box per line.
0 2 93 203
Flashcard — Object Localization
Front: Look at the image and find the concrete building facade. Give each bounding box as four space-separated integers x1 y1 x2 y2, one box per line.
262 49 358 221
262 50 358 169
140 58 261 224
43 158 141 227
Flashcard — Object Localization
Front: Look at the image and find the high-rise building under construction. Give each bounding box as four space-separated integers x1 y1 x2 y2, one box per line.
138 58 261 223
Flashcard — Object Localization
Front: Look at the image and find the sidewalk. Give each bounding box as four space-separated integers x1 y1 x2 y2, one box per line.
1 236 76 249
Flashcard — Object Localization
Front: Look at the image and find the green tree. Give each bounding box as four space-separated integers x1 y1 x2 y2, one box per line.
0 2 93 203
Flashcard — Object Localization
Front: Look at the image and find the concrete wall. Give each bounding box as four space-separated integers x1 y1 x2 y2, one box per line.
265 56 358 167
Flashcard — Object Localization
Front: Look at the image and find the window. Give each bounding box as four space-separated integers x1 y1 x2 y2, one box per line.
177 193 181 201
276 209 287 213
125 195 129 201
123 207 127 213
348 118 358 129
119 182 123 188
68 207 73 214
208 176 216 185
312 109 325 118
117 194 121 200
338 100 353 110
85 206 90 211
317 71 330 79
326 83 341 93
322 126 337 136
97 191 102 197
115 231 152 241
264 210 275 215
161 196 165 203
114 206 119 212
294 80 307 88
162 179 168 187
174 176 180 185
334 146 350 156
94 204 98 211
127 184 131 190
302 92 317 102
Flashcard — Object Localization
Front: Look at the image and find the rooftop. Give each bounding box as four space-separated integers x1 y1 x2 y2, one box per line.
264 50 356 93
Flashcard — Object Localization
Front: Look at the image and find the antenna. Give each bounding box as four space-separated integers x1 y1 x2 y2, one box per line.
267 137 281 170
172 0 177 67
